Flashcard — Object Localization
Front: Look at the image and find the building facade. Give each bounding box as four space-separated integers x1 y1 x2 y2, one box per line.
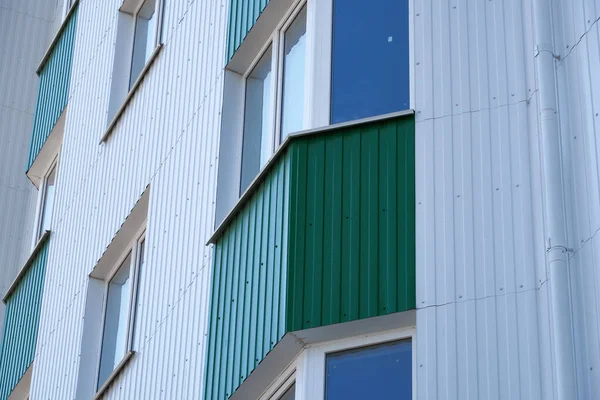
0 0 600 399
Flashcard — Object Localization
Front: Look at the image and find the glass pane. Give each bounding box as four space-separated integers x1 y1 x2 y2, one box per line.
39 166 57 237
130 0 157 89
325 340 412 400
98 253 133 388
278 384 295 400
240 46 273 194
280 6 307 140
331 0 409 124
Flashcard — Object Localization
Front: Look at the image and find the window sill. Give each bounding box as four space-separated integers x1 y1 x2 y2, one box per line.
100 44 164 143
207 109 415 245
3 230 51 303
93 350 135 400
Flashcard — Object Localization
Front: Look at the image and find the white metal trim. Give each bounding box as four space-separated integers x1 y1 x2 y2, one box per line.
301 327 416 400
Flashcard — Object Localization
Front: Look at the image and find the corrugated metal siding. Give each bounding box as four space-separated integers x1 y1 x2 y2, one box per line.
206 114 415 400
27 6 78 171
30 0 229 398
206 154 291 400
552 0 600 397
0 239 49 400
226 0 270 62
414 1 553 399
287 116 416 331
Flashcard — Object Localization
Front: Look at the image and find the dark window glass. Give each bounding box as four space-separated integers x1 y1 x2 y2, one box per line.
325 340 412 400
331 0 409 124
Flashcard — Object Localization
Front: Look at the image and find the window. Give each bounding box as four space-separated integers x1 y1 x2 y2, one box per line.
254 328 413 400
105 0 164 131
129 0 158 88
325 340 412 399
280 6 307 140
330 0 409 124
97 231 145 390
36 162 57 240
238 4 307 194
240 46 274 192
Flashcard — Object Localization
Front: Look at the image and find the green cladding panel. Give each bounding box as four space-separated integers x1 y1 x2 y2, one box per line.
226 0 271 62
286 116 416 331
205 114 415 399
27 6 78 171
0 239 49 400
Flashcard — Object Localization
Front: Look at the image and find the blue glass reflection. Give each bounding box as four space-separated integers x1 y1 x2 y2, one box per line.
325 340 412 400
331 0 410 124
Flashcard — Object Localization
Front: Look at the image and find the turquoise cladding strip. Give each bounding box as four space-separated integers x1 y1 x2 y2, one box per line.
0 240 50 400
205 152 291 400
226 0 270 63
27 6 78 171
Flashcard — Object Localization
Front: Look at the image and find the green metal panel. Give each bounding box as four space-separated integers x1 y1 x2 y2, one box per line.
0 239 49 400
226 0 270 62
27 6 78 171
205 114 415 399
286 116 416 331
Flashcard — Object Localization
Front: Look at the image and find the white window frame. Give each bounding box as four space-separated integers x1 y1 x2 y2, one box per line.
238 0 308 194
258 327 415 400
32 156 59 247
126 0 164 90
95 224 146 391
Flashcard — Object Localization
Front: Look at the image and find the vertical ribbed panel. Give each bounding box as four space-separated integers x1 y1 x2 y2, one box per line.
226 0 270 62
287 116 416 331
0 0 56 339
206 154 290 400
30 0 229 398
552 0 600 397
414 1 553 399
27 6 78 171
0 239 49 400
206 114 415 400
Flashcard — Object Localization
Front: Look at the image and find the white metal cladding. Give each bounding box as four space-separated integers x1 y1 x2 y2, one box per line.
25 1 600 400
553 0 600 397
0 0 61 333
30 0 227 397
414 0 557 399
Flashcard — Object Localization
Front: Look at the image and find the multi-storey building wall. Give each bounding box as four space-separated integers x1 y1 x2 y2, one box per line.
1 0 600 399
0 0 65 335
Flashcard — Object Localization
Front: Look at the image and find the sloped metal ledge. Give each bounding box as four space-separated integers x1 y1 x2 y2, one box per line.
37 0 80 75
207 109 415 245
3 230 51 303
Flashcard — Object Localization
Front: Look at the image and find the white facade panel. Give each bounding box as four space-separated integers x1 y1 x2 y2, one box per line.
553 0 600 397
30 0 228 397
414 0 555 398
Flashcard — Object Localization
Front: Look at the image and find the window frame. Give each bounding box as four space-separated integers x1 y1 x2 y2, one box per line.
256 327 415 400
127 0 163 90
95 224 146 391
238 0 307 195
32 156 59 245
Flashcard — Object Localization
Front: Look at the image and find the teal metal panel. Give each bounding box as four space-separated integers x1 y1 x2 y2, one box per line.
27 6 78 171
205 154 290 400
286 115 416 331
205 114 415 399
0 239 50 400
226 0 270 62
